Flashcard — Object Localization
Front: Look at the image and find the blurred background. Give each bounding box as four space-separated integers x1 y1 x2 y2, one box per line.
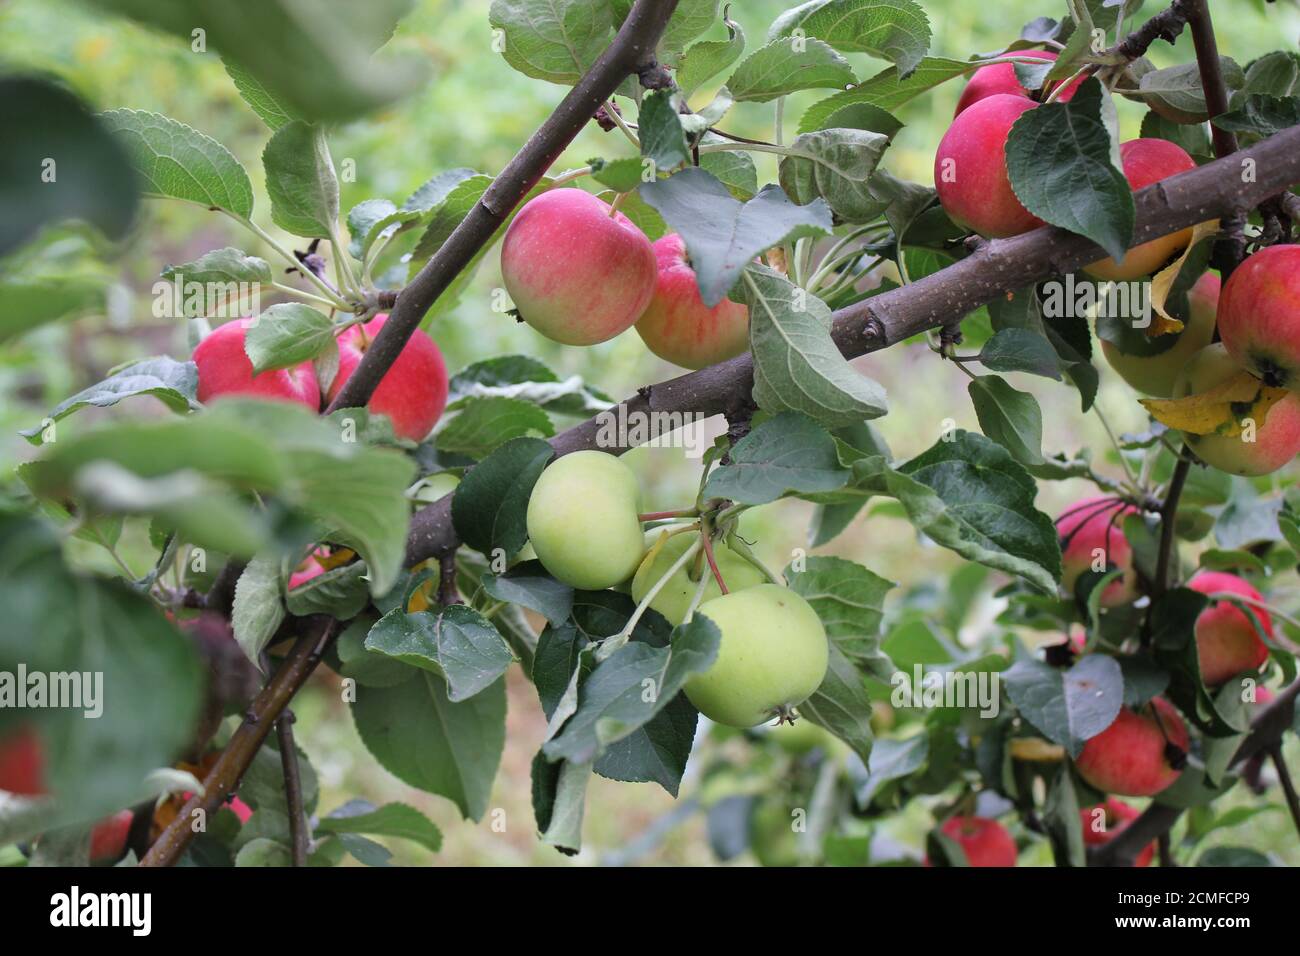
2 0 1298 865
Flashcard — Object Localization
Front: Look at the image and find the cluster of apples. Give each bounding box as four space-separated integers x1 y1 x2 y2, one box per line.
192 312 449 442
935 797 1157 867
939 51 1300 476
525 450 829 727
499 189 751 369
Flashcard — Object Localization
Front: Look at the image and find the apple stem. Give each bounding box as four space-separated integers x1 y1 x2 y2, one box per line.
700 529 729 595
638 509 699 522
598 538 702 662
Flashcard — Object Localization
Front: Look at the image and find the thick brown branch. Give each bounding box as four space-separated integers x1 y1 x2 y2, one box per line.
325 0 680 415
405 124 1300 567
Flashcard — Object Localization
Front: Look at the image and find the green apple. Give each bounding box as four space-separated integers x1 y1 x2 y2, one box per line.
749 796 801 867
630 530 765 625
525 451 644 590
687 584 830 728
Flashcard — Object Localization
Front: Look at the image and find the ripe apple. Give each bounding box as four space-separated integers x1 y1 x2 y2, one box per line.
1186 571 1271 686
525 450 644 590
1076 697 1189 797
1056 496 1139 606
1084 139 1199 281
0 724 45 796
1080 798 1155 867
633 233 750 369
326 313 448 442
1100 271 1219 397
1217 244 1300 390
500 189 656 346
1173 342 1300 476
193 318 319 409
229 795 253 824
934 93 1044 239
932 815 1018 867
954 50 1083 116
89 809 134 863
686 584 829 728
630 530 765 625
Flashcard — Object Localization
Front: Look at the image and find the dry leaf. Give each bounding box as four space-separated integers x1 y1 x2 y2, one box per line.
1147 219 1220 336
1141 368 1289 436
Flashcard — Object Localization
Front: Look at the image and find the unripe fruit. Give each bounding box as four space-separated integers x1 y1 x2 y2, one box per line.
934 93 1043 238
1076 697 1188 797
749 797 801 867
1080 798 1155 867
327 313 448 442
0 724 45 796
1217 245 1300 390
686 584 829 728
953 50 1083 116
630 531 765 625
1083 139 1199 281
1173 343 1300 476
525 451 644 590
1100 271 1219 398
500 189 656 346
1056 496 1139 606
193 318 319 409
933 815 1018 867
767 718 846 758
634 233 750 369
1186 571 1271 687
89 809 134 863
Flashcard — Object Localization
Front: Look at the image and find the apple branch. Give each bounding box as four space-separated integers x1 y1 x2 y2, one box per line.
324 0 680 415
405 123 1300 567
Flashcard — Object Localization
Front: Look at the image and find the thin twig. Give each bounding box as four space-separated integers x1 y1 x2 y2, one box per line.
1270 746 1300 842
276 710 308 866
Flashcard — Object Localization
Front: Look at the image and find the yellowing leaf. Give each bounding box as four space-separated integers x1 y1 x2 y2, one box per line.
1148 219 1219 335
1141 369 1289 436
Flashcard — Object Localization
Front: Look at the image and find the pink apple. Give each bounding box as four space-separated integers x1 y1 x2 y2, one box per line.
1056 496 1139 606
1080 798 1155 866
1076 697 1188 797
634 233 750 369
500 188 656 346
1186 571 1271 686
0 724 44 796
930 815 1018 867
89 809 134 863
193 318 320 409
1217 244 1300 390
954 50 1084 116
935 94 1044 238
327 313 448 442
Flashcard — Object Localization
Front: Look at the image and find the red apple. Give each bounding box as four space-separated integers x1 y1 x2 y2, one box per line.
1186 571 1271 686
1076 697 1188 797
1173 342 1300 476
230 796 253 824
500 188 656 346
1056 496 1139 606
1100 271 1219 398
1084 139 1200 281
934 815 1018 867
1080 798 1156 866
954 50 1083 116
1217 244 1300 390
934 93 1044 238
193 318 320 409
89 809 134 863
327 313 448 442
0 724 45 796
634 233 750 369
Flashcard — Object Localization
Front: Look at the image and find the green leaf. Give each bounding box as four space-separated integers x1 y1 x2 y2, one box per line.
778 127 892 221
235 838 292 867
316 799 442 854
797 56 970 132
977 328 1062 380
697 150 758 200
447 355 612 416
352 670 505 821
638 90 691 172
856 733 926 804
797 643 875 763
741 266 889 427
223 58 299 130
232 554 286 663
969 375 1045 467
727 37 856 102
531 752 591 854
702 411 849 504
1136 58 1245 124
285 562 371 619
1213 94 1300 138
1139 110 1212 162
450 436 553 557
436 396 554 460
481 560 574 627
263 121 340 238
1004 654 1124 757
488 0 614 85
640 168 832 306
767 0 932 77
347 199 422 261
658 0 720 58
365 604 512 702
0 235 114 344
1042 766 1086 867
785 555 894 664
676 6 745 95
161 246 273 297
1 78 139 258
243 304 336 374
1005 78 1133 261
590 157 648 193
403 168 481 213
21 357 199 445
100 109 253 219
